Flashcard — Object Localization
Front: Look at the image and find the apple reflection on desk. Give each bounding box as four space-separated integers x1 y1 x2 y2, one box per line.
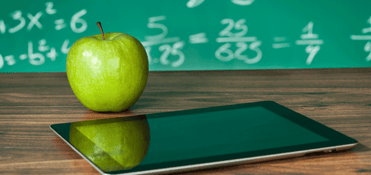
69 115 150 172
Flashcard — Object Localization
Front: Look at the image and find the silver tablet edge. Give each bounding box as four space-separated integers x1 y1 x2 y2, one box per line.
123 142 357 175
50 126 357 175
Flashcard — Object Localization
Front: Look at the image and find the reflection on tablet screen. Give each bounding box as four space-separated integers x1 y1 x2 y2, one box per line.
68 106 328 172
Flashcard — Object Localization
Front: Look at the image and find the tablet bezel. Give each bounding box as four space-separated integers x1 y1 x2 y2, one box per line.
50 101 358 175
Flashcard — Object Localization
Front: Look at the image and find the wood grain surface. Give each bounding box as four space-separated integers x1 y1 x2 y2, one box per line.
0 68 370 175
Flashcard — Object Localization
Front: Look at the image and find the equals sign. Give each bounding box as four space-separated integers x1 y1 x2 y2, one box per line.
272 37 290 49
189 32 208 44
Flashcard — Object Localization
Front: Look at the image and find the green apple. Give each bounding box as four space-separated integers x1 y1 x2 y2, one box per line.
69 116 150 172
66 22 148 112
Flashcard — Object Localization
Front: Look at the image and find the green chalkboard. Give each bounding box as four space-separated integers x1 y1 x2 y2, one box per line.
1 0 371 72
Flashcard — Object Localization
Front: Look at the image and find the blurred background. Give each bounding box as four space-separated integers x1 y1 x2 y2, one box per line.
0 0 371 72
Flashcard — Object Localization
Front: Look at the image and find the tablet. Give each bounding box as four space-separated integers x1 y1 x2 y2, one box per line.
50 101 358 175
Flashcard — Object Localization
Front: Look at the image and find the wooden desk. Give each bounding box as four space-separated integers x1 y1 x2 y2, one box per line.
0 68 370 175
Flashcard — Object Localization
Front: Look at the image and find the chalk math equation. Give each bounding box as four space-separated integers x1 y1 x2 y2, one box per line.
142 14 371 68
1 1 370 70
0 2 87 69
141 16 325 68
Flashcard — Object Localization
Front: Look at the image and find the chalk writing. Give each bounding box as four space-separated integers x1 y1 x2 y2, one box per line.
187 0 205 8
350 16 371 61
272 37 290 49
215 18 262 64
189 33 208 44
0 2 87 69
187 0 255 8
142 16 185 67
45 2 57 15
295 21 323 65
231 0 255 6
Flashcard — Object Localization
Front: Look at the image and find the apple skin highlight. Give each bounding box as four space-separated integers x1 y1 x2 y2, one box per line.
66 29 149 112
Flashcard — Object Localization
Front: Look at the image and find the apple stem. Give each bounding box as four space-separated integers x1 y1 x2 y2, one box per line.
97 22 105 40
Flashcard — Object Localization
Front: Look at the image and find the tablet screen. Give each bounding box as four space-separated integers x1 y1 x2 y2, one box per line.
140 106 328 165
51 101 356 174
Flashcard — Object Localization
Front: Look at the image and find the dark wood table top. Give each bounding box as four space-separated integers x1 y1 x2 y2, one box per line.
0 68 370 175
